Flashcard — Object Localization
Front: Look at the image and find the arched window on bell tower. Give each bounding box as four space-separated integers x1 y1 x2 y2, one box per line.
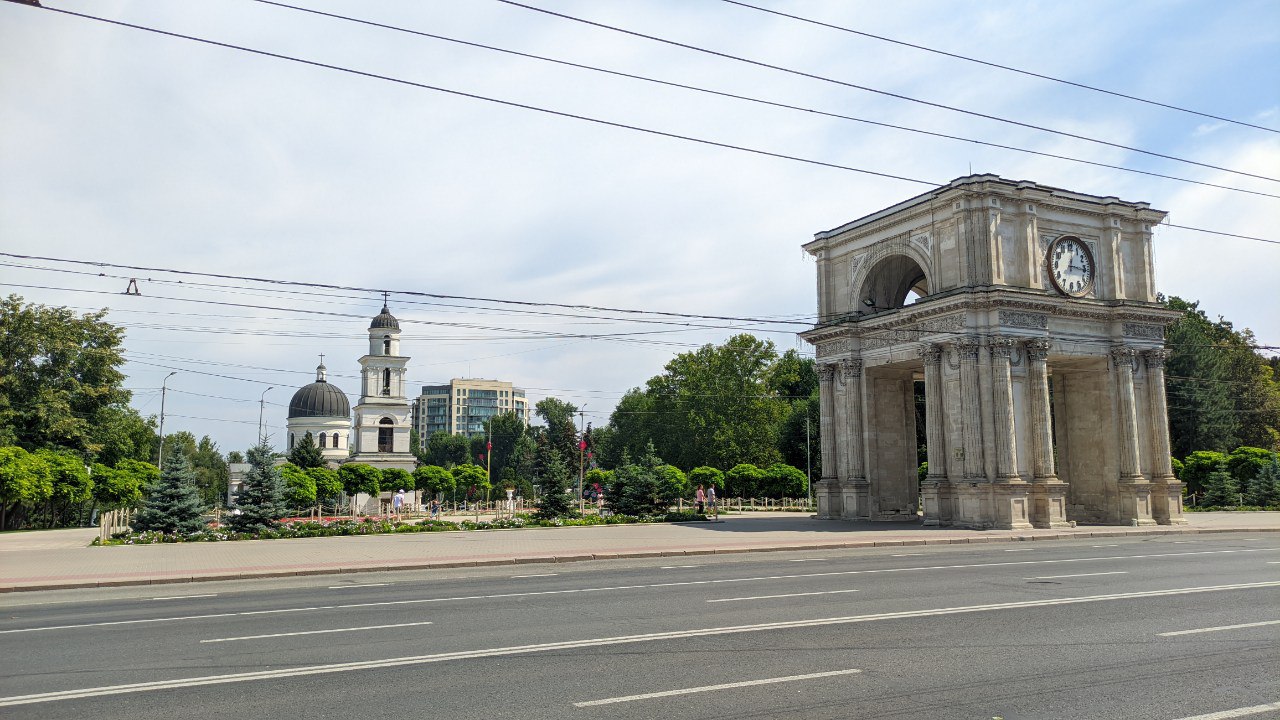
382 368 392 396
378 417 394 452
383 336 391 355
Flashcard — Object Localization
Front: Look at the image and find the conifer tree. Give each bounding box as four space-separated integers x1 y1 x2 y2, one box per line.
535 447 575 519
133 452 205 534
287 432 325 469
229 443 286 533
1245 458 1280 507
1199 462 1238 508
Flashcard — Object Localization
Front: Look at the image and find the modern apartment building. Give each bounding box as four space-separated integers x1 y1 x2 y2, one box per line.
412 378 531 439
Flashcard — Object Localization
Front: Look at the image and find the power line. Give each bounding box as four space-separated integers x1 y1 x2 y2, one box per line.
495 0 1279 184
249 0 1277 200
719 0 1278 135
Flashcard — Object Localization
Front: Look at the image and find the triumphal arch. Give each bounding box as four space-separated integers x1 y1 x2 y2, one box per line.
800 175 1186 529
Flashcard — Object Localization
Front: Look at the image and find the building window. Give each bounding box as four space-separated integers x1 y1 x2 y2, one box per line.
289 433 295 449
378 417 394 452
382 368 391 396
383 336 391 355
319 432 327 448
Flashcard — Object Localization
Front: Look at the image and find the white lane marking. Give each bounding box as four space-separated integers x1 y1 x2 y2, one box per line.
201 621 433 644
1003 548 1034 552
1027 571 1129 580
1267 562 1280 564
1159 620 1280 637
1092 544 1120 548
660 565 703 569
708 589 860 603
3 548 1270 635
326 583 388 590
511 573 557 578
1169 701 1280 719
891 553 924 557
788 558 827 562
573 669 862 707
150 594 217 601
1172 541 1194 544
3 581 1276 707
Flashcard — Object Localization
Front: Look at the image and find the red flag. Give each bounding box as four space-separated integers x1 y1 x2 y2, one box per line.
487 441 492 451
478 453 485 462
579 439 587 450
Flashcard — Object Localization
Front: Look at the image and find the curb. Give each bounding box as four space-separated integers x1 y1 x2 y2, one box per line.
1 525 1275 594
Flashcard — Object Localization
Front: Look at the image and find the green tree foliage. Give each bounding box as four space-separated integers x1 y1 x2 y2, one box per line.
413 465 455 499
657 465 689 499
777 394 821 480
90 462 144 511
584 467 611 495
603 335 789 471
134 452 205 534
1180 451 1228 496
760 462 807 499
1245 457 1280 507
0 446 52 529
725 463 765 498
338 463 381 497
687 466 724 493
535 397 580 470
287 432 325 469
307 466 342 507
0 295 139 459
87 405 157 467
278 463 317 512
596 389 654 469
229 443 286 532
424 431 469 468
227 451 245 464
381 467 413 494
189 436 228 508
1199 463 1238 507
35 449 92 525
1164 297 1280 455
1226 447 1276 493
606 443 679 516
452 463 490 500
484 411 527 485
534 447 575 519
1170 456 1184 480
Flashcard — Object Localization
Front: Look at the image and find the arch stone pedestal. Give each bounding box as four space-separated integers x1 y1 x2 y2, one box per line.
801 175 1185 529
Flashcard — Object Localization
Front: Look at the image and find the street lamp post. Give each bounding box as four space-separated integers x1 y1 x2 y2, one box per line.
577 407 587 515
805 415 812 510
258 386 274 445
156 371 178 469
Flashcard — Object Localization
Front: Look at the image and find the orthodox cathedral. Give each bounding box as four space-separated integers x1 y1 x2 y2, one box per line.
285 302 416 471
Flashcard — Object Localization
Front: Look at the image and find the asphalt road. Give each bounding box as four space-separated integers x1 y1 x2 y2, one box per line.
2 535 1277 720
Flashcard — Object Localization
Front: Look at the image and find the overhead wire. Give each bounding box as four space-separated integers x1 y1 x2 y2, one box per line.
718 0 1278 134
248 0 1278 200
494 0 1280 183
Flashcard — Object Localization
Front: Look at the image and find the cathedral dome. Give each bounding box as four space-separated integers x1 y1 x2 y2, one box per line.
370 305 399 331
287 364 351 419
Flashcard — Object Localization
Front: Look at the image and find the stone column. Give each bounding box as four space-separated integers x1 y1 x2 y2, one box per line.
815 362 841 519
988 336 1020 482
920 345 948 526
956 336 984 480
1025 338 1070 528
840 358 868 520
1112 346 1156 525
1145 349 1186 525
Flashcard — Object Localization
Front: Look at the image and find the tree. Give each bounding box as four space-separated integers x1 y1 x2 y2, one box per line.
0 295 134 458
381 467 414 494
190 436 228 508
606 443 679 516
413 465 454 500
339 463 381 498
114 459 159 495
725 463 765 498
227 451 245 464
1180 451 1228 496
133 452 205 535
1226 447 1276 494
1245 458 1280 507
278 463 317 512
229 443 287 532
484 411 527 485
657 465 689 500
87 405 157 467
35 449 92 526
534 448 575 519
597 389 655 469
688 466 725 494
777 394 821 480
1199 462 1238 508
0 446 52 530
307 466 343 508
452 463 490 500
287 432 325 469
760 462 807 499
535 397 580 470
424 431 469 468
90 462 144 511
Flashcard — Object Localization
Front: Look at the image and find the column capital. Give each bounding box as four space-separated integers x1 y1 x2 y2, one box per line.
839 358 863 380
817 363 837 382
919 344 944 366
1144 348 1171 369
952 335 982 360
1024 338 1051 362
1111 345 1139 368
988 335 1016 361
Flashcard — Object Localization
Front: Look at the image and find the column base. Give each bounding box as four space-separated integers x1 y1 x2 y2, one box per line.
1150 478 1188 525
813 478 842 519
840 479 870 521
921 478 950 526
991 481 1034 530
1117 480 1157 526
1029 480 1073 529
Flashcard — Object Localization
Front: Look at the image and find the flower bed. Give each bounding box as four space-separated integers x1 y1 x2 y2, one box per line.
92 511 707 545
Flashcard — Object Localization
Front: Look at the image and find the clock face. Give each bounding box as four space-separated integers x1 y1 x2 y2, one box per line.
1047 236 1095 297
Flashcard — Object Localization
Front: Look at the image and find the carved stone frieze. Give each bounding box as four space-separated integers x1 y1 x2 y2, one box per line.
918 345 944 365
1123 323 1164 340
998 310 1048 329
815 339 852 359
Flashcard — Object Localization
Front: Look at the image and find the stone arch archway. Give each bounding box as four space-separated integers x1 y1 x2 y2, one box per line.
850 245 932 312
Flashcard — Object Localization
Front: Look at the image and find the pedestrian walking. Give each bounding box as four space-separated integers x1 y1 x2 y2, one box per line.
707 485 718 520
430 498 441 520
695 484 706 514
393 488 405 516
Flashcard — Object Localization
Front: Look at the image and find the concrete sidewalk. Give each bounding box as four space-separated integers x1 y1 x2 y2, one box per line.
2 511 1277 592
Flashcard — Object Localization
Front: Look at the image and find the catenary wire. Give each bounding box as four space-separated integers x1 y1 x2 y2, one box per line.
495 0 1280 183
719 0 1278 134
249 0 1278 200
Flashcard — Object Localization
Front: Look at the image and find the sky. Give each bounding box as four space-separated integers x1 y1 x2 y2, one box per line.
2 0 1278 456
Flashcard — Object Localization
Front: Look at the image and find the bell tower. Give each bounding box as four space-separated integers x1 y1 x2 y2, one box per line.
350 296 416 471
